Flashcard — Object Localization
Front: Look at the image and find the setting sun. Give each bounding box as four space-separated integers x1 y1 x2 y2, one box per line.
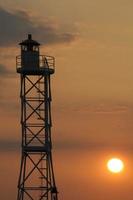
107 158 124 173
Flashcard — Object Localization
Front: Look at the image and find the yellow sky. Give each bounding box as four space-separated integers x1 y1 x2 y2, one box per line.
0 1 133 200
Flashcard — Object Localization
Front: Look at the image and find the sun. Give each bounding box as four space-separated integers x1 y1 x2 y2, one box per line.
107 158 124 173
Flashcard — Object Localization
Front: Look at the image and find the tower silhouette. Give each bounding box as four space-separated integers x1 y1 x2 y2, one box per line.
16 34 58 200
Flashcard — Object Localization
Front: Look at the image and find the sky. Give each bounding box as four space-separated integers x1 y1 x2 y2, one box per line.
0 0 133 200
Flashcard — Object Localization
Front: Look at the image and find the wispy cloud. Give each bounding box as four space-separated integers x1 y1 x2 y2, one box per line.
53 102 129 114
0 64 14 77
54 140 133 151
0 139 20 151
1 138 133 152
0 7 77 47
0 64 8 75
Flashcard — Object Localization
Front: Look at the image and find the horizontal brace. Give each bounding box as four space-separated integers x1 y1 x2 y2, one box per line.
39 167 47 170
24 187 48 190
23 146 51 152
37 108 45 111
26 124 45 127
25 99 44 102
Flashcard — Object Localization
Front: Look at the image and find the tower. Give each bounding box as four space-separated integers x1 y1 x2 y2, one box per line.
16 34 58 200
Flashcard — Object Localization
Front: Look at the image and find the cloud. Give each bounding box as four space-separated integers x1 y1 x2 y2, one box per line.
54 102 129 114
89 104 129 114
0 64 8 75
0 139 20 151
1 138 133 152
0 7 76 46
54 140 133 151
0 64 14 77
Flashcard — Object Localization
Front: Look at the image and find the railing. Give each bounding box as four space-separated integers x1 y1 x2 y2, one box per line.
40 55 55 69
16 55 21 68
16 55 55 71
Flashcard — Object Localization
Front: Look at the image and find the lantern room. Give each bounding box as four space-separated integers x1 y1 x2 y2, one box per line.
19 34 40 69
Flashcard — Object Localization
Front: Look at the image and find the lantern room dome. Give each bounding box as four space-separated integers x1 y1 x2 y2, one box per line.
19 34 40 46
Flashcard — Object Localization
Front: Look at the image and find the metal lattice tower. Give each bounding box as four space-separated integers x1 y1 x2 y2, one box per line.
16 34 58 200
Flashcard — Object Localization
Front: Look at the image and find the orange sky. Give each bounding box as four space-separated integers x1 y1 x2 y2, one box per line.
0 1 133 200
